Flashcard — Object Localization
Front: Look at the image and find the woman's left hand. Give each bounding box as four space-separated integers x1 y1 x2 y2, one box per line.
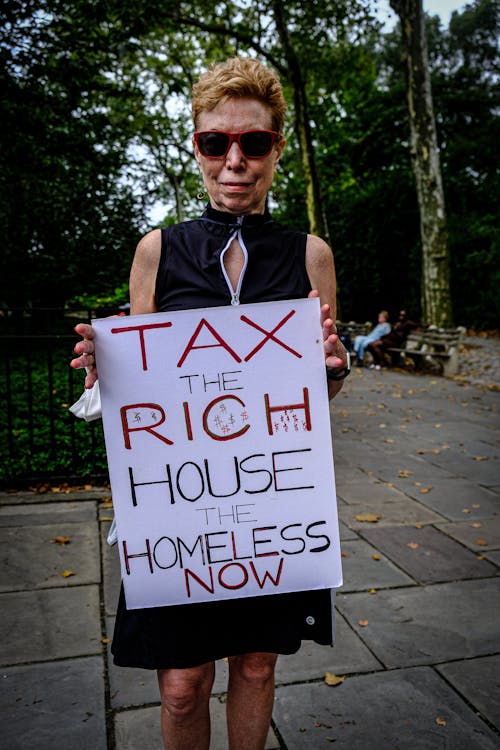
308 290 346 369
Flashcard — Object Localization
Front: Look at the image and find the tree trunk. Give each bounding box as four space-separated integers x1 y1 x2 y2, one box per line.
271 0 330 244
390 0 453 327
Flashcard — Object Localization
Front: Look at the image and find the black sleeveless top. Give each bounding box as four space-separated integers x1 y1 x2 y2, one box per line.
155 205 311 311
111 206 334 670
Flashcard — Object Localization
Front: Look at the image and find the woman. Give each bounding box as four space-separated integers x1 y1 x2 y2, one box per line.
353 310 391 367
367 309 419 369
72 57 348 750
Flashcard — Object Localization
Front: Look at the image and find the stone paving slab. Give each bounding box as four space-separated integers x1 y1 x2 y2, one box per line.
437 516 500 552
0 521 100 591
274 619 382 683
338 520 359 541
405 479 500 521
485 549 500 566
114 701 280 750
359 524 498 583
436 654 500 731
272 666 500 749
336 578 500 669
338 495 444 529
431 455 500 485
0 487 110 506
339 538 415 591
0 585 102 665
101 524 121 616
335 473 411 505
0 656 107 750
0 499 97 525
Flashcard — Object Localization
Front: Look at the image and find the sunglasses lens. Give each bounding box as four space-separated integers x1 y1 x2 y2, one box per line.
240 131 274 157
197 132 230 157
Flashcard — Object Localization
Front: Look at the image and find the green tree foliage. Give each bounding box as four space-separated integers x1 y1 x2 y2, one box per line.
0 0 146 309
1 0 497 329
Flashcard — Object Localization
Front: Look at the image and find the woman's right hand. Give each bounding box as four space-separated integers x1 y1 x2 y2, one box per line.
70 323 98 388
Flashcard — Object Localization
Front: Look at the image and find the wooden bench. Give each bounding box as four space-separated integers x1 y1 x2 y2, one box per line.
386 326 466 377
336 320 372 339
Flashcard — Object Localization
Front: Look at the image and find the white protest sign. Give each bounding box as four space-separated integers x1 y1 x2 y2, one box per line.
93 297 342 609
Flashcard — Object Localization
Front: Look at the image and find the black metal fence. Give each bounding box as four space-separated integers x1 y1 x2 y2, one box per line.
0 308 110 487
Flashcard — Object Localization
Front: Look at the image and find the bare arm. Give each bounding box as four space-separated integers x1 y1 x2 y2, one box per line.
305 234 347 399
129 229 161 315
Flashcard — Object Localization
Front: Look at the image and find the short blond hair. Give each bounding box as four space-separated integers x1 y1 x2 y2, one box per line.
192 57 287 134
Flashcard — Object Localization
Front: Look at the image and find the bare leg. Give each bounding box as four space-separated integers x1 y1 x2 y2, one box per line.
157 662 215 750
226 652 278 750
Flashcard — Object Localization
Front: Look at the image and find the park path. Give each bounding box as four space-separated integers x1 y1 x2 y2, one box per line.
1 357 499 749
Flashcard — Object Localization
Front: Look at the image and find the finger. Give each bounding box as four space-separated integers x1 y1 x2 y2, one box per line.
84 367 98 389
74 323 95 339
325 354 347 370
70 350 95 370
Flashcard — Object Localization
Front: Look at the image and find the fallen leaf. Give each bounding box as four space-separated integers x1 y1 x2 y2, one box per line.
462 508 470 514
431 449 441 454
434 423 442 428
100 517 113 522
324 672 346 686
50 536 71 545
355 513 380 523
369 588 377 595
414 524 423 529
61 570 75 578
472 503 481 509
341 552 349 558
477 555 485 560
384 438 394 443
101 501 113 508
435 717 447 727
407 542 419 549
419 487 432 494
475 539 488 546
358 619 369 627
471 522 482 528
399 470 413 478
101 637 111 644
372 554 380 561
472 456 488 461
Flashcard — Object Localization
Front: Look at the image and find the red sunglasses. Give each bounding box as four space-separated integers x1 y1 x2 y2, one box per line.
194 130 280 159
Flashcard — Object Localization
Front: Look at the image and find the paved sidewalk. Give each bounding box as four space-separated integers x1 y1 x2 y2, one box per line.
1 367 499 749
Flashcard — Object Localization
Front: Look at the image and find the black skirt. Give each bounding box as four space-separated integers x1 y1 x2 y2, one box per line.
112 586 335 670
